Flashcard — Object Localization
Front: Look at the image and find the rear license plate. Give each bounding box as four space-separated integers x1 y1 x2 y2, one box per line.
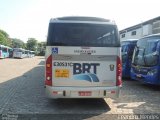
79 91 91 96
55 69 69 78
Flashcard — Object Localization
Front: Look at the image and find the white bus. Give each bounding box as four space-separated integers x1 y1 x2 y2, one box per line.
13 48 26 58
24 50 30 58
45 16 122 99
29 51 35 58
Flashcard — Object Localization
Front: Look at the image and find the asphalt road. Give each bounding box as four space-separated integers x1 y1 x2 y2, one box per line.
0 56 160 120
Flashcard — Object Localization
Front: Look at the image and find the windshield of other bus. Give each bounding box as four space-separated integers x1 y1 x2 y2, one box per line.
121 44 128 63
2 47 7 52
14 49 23 52
25 51 28 54
121 41 133 63
47 23 120 47
132 36 160 66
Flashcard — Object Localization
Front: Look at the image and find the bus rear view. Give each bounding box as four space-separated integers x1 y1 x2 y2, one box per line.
45 16 122 99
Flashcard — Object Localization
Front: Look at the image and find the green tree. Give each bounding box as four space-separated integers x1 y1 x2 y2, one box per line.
6 38 12 47
0 32 7 45
12 38 25 48
0 29 12 46
37 42 46 56
26 38 38 51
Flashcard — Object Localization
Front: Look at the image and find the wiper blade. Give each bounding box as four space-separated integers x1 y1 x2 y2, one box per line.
132 46 139 65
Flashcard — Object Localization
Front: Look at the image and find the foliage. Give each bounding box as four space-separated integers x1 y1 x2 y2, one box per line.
11 38 25 48
37 42 46 56
26 38 38 51
0 29 46 56
0 32 7 45
0 29 9 38
0 29 12 47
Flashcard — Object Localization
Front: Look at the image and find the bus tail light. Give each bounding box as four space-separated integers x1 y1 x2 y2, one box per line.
45 55 52 86
116 56 122 86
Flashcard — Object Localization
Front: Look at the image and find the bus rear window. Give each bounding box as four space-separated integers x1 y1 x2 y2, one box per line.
14 49 23 52
47 23 120 47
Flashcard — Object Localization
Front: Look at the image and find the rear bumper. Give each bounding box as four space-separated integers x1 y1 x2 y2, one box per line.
45 85 121 99
131 72 160 85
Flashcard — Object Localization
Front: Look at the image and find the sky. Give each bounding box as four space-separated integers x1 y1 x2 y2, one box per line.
0 0 160 42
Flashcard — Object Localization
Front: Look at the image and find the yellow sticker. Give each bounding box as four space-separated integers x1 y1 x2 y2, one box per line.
55 69 69 78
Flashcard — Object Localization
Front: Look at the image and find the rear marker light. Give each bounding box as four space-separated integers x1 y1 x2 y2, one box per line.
53 91 58 95
53 91 63 95
111 91 116 94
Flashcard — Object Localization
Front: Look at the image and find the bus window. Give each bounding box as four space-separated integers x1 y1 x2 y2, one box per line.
47 23 120 47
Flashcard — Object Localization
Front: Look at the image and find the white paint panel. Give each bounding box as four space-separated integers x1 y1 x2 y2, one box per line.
45 46 120 87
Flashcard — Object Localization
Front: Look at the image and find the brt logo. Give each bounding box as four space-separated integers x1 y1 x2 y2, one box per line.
73 63 100 74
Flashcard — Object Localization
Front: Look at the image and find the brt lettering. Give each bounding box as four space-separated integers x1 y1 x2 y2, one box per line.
73 63 100 74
